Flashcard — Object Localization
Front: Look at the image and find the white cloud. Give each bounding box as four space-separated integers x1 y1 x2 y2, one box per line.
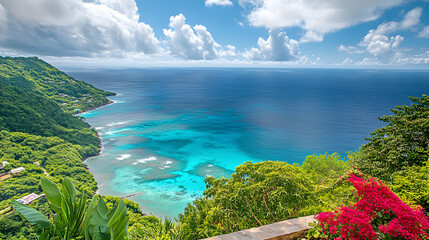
400 7 422 29
418 26 429 38
218 45 237 57
361 34 404 57
300 31 323 43
0 0 160 57
243 29 299 61
340 7 428 66
341 58 354 65
99 0 139 20
240 0 403 41
338 45 365 54
368 7 421 36
359 7 421 57
391 51 429 65
356 58 382 65
163 14 233 60
205 0 233 6
194 25 218 59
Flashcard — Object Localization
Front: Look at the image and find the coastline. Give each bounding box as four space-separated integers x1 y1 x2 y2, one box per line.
82 99 115 113
79 97 115 170
78 97 116 195
78 96 146 200
73 97 115 116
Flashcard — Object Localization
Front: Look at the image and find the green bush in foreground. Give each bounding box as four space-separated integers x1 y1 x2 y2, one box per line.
129 217 183 240
12 177 129 240
391 160 429 212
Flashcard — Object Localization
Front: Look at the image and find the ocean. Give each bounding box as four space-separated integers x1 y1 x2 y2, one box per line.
68 68 429 218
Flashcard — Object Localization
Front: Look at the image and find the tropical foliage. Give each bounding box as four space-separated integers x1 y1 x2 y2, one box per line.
0 81 99 152
177 154 354 239
0 56 114 114
129 217 183 240
12 177 129 240
0 57 114 239
391 161 429 211
0 130 98 239
353 95 429 182
311 174 429 240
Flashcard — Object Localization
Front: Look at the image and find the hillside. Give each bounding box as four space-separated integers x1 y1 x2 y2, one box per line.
0 57 114 114
0 57 114 239
0 57 161 240
0 82 99 155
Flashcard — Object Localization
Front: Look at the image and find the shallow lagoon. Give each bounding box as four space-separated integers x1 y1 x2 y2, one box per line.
70 68 429 217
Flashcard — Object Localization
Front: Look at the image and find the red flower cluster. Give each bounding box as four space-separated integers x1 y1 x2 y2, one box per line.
316 174 429 240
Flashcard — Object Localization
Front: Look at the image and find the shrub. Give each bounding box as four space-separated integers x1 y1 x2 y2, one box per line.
312 174 429 240
354 95 429 182
12 177 129 240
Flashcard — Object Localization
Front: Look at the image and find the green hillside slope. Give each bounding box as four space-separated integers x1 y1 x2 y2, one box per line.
0 57 114 114
0 82 99 156
0 57 114 239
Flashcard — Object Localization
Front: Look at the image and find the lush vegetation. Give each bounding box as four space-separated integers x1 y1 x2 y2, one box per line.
311 174 429 240
172 154 355 239
0 57 115 114
13 177 129 240
0 57 118 239
350 95 429 213
391 161 429 211
352 95 429 182
0 130 98 205
1 57 428 239
0 84 99 155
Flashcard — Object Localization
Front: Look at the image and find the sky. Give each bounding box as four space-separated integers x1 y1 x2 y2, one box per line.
0 0 428 68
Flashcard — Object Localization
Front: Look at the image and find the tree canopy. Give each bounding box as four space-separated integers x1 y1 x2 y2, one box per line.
354 95 429 182
0 57 114 114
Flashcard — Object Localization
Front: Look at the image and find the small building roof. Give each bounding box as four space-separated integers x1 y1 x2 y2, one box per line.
16 193 43 205
10 167 25 174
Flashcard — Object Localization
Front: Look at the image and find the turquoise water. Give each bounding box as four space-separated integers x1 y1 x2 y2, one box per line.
70 68 429 218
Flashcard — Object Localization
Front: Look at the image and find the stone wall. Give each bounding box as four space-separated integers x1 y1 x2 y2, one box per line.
203 215 315 240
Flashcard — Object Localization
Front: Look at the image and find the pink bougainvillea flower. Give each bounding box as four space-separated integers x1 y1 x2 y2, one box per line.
315 174 429 240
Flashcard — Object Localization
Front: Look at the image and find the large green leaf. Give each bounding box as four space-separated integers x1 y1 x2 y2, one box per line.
12 200 50 229
83 195 100 239
39 229 52 240
68 189 88 237
88 197 110 239
41 177 62 212
107 200 128 240
62 178 77 202
61 192 72 221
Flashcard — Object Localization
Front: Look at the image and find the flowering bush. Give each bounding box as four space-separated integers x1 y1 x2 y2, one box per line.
313 174 429 240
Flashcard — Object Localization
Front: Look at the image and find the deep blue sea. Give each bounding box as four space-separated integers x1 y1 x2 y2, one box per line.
67 68 429 218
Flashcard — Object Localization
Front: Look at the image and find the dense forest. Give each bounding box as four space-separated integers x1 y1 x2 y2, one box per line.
0 57 115 239
0 57 428 239
0 57 114 114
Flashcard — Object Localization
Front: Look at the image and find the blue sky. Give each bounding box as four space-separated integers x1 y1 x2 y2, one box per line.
0 0 428 67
